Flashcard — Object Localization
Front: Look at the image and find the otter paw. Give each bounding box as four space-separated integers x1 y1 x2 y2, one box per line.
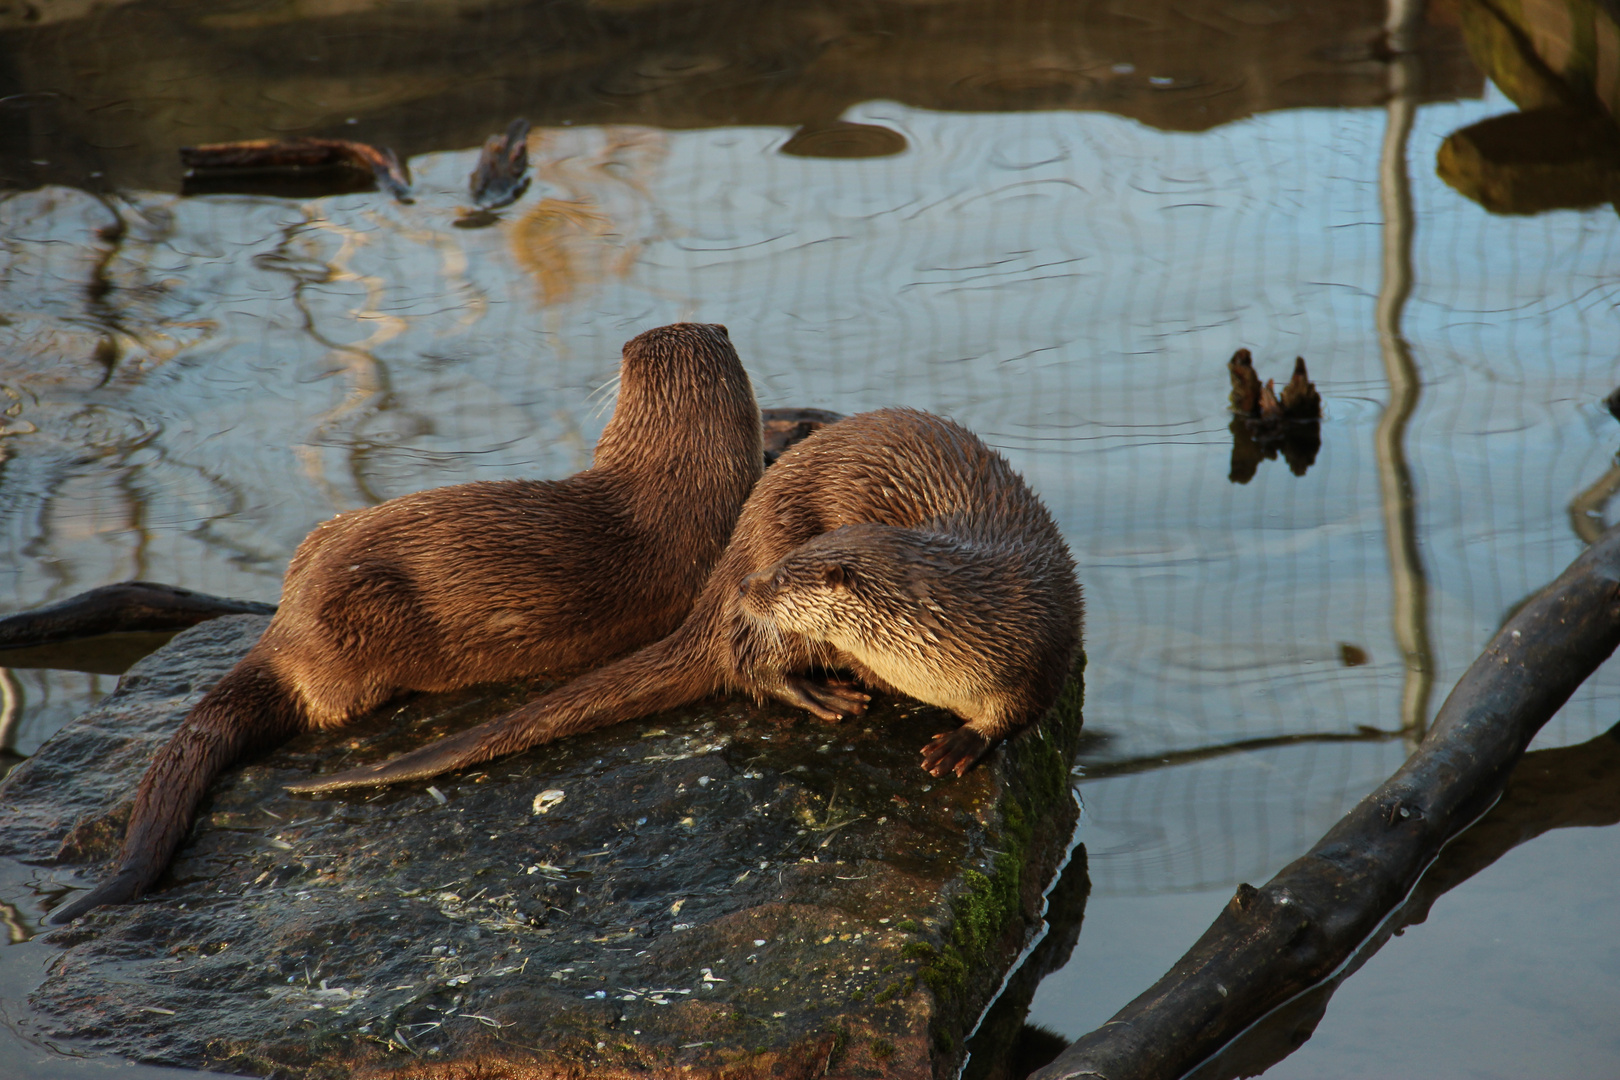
920 728 990 777
779 676 871 721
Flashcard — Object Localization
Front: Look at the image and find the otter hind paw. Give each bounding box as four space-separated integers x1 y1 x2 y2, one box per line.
778 676 871 721
920 727 990 777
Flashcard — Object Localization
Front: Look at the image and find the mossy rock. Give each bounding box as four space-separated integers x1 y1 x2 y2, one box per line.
0 615 1085 1078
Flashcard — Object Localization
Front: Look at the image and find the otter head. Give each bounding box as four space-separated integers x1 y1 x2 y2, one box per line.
738 524 927 644
614 322 738 404
592 321 762 505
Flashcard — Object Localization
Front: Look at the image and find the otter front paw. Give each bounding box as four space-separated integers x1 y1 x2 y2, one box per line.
920 727 990 777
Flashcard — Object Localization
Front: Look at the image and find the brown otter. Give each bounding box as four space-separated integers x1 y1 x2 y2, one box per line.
735 522 1078 773
290 408 1081 794
51 323 762 924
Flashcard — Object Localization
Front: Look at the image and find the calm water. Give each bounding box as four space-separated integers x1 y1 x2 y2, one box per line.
3 1 1620 1076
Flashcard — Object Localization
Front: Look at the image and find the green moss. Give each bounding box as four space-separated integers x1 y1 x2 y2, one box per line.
871 1039 896 1060
896 918 921 933
873 980 901 1004
923 655 1085 1061
920 943 966 995
849 989 865 1002
901 941 936 960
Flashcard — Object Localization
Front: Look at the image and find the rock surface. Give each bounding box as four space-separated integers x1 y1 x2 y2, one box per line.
1 615 1084 1079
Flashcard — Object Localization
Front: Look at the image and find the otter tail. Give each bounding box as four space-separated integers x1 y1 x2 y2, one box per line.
50 662 305 924
287 630 717 794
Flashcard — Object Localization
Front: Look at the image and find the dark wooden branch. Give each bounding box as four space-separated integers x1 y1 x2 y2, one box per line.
179 138 413 202
1033 524 1620 1080
1190 720 1620 1080
0 582 275 651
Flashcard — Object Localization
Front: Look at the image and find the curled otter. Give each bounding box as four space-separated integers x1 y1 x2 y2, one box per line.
51 323 762 924
736 522 1077 772
292 408 1082 794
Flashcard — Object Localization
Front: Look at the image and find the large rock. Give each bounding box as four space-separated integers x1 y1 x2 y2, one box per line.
1 615 1084 1079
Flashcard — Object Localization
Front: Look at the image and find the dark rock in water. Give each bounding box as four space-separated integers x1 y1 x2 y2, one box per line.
1 615 1084 1078
760 407 847 466
1436 105 1620 215
0 580 275 651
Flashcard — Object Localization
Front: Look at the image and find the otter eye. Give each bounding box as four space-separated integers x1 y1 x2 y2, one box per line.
821 564 847 589
773 570 787 588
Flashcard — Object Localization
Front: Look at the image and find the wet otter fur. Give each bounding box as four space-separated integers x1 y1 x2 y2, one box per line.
51 323 762 924
291 408 1081 794
736 522 1077 772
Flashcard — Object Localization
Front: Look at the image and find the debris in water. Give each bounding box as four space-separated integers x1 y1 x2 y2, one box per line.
179 137 412 202
1226 349 1322 482
469 117 532 211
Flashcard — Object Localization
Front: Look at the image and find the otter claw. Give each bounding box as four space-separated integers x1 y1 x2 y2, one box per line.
920 728 990 777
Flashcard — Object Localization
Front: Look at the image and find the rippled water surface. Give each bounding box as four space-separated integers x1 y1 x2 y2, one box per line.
4 0 1620 1076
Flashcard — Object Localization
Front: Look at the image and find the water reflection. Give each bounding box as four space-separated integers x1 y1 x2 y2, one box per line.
1438 0 1620 214
1376 0 1434 744
2 0 1620 1077
1 0 1481 192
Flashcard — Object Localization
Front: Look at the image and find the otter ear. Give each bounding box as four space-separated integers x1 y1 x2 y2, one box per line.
821 563 851 590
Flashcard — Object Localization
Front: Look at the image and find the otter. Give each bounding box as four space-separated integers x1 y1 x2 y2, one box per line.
735 522 1077 773
51 323 762 924
290 408 1081 794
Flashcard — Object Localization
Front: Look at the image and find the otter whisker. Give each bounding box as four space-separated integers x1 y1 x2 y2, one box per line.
587 372 622 419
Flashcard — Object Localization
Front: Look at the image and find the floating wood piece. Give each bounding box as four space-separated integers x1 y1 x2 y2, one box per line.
1226 348 1261 415
468 117 532 210
1226 351 1321 481
1257 378 1283 422
179 138 412 202
1031 523 1620 1080
1279 356 1321 419
0 582 275 652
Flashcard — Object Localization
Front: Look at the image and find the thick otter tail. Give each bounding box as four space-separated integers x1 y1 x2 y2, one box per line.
50 663 306 924
287 630 719 794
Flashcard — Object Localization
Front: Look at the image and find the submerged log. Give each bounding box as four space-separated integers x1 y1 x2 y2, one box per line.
1 616 1085 1079
1033 524 1620 1080
180 138 413 202
0 582 275 652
